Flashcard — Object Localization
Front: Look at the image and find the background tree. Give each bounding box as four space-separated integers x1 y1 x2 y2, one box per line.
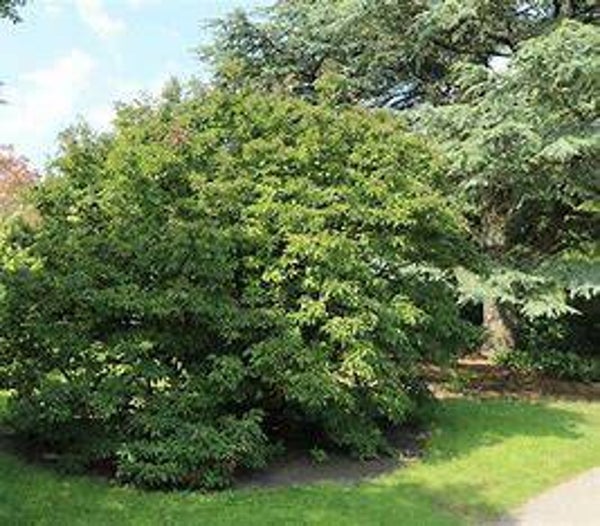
0 146 37 389
415 20 599 353
0 0 26 22
202 0 598 108
0 146 36 219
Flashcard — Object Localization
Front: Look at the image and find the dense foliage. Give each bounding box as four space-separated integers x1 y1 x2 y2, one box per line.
417 21 598 275
415 20 599 350
0 0 26 23
205 2 599 354
0 146 37 387
497 296 600 382
203 0 598 107
496 348 600 382
0 91 475 489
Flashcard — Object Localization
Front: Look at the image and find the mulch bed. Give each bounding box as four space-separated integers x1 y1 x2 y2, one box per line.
425 355 600 401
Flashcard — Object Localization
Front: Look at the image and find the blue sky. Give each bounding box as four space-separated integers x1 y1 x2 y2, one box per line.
0 0 272 167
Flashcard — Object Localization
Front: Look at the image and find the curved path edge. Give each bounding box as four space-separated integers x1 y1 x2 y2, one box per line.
493 467 600 526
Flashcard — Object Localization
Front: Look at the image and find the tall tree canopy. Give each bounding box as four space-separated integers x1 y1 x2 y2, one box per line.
415 20 599 349
0 0 26 22
202 0 598 108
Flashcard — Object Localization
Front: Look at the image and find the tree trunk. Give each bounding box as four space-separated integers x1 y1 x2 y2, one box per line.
480 206 515 357
481 300 515 359
555 0 574 18
561 0 574 17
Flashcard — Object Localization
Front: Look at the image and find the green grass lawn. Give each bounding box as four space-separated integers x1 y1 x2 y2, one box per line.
1 396 599 525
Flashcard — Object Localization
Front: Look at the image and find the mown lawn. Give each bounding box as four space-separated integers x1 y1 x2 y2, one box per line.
1 395 599 525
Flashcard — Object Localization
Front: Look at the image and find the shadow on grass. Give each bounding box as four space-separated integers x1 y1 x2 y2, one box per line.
0 452 487 526
0 397 591 526
425 397 584 463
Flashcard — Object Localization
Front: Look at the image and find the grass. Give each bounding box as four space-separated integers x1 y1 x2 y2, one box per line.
1 396 600 525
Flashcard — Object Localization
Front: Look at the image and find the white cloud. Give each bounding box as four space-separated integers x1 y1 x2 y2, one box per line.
20 49 95 130
87 103 115 130
40 0 64 16
0 49 95 164
75 0 126 39
85 67 180 133
0 50 182 166
127 0 161 8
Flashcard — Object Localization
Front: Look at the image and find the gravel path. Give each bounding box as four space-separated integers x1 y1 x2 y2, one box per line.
495 468 600 526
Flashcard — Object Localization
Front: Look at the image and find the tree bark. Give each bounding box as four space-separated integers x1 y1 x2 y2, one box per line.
561 0 574 17
480 206 515 357
481 300 515 359
555 0 574 18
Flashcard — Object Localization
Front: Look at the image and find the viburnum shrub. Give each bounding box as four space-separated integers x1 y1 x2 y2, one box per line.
0 88 474 489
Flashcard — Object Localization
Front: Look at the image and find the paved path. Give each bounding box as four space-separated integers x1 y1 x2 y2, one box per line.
495 468 600 526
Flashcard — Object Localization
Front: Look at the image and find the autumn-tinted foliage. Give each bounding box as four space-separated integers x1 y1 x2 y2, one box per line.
0 90 475 489
0 146 36 218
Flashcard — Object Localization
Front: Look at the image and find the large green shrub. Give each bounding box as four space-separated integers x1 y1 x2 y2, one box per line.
0 89 473 489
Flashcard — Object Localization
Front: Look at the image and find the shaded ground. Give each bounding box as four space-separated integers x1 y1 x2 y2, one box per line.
239 356 600 490
236 427 427 489
495 467 600 526
425 356 600 401
236 451 402 489
0 415 427 490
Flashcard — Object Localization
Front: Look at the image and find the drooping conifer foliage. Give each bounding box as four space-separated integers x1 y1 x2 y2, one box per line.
415 21 599 341
202 0 598 107
0 0 26 22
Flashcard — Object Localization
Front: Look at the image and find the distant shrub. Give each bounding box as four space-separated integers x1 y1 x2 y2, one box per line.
506 298 599 383
0 89 474 489
517 299 599 358
496 349 600 383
